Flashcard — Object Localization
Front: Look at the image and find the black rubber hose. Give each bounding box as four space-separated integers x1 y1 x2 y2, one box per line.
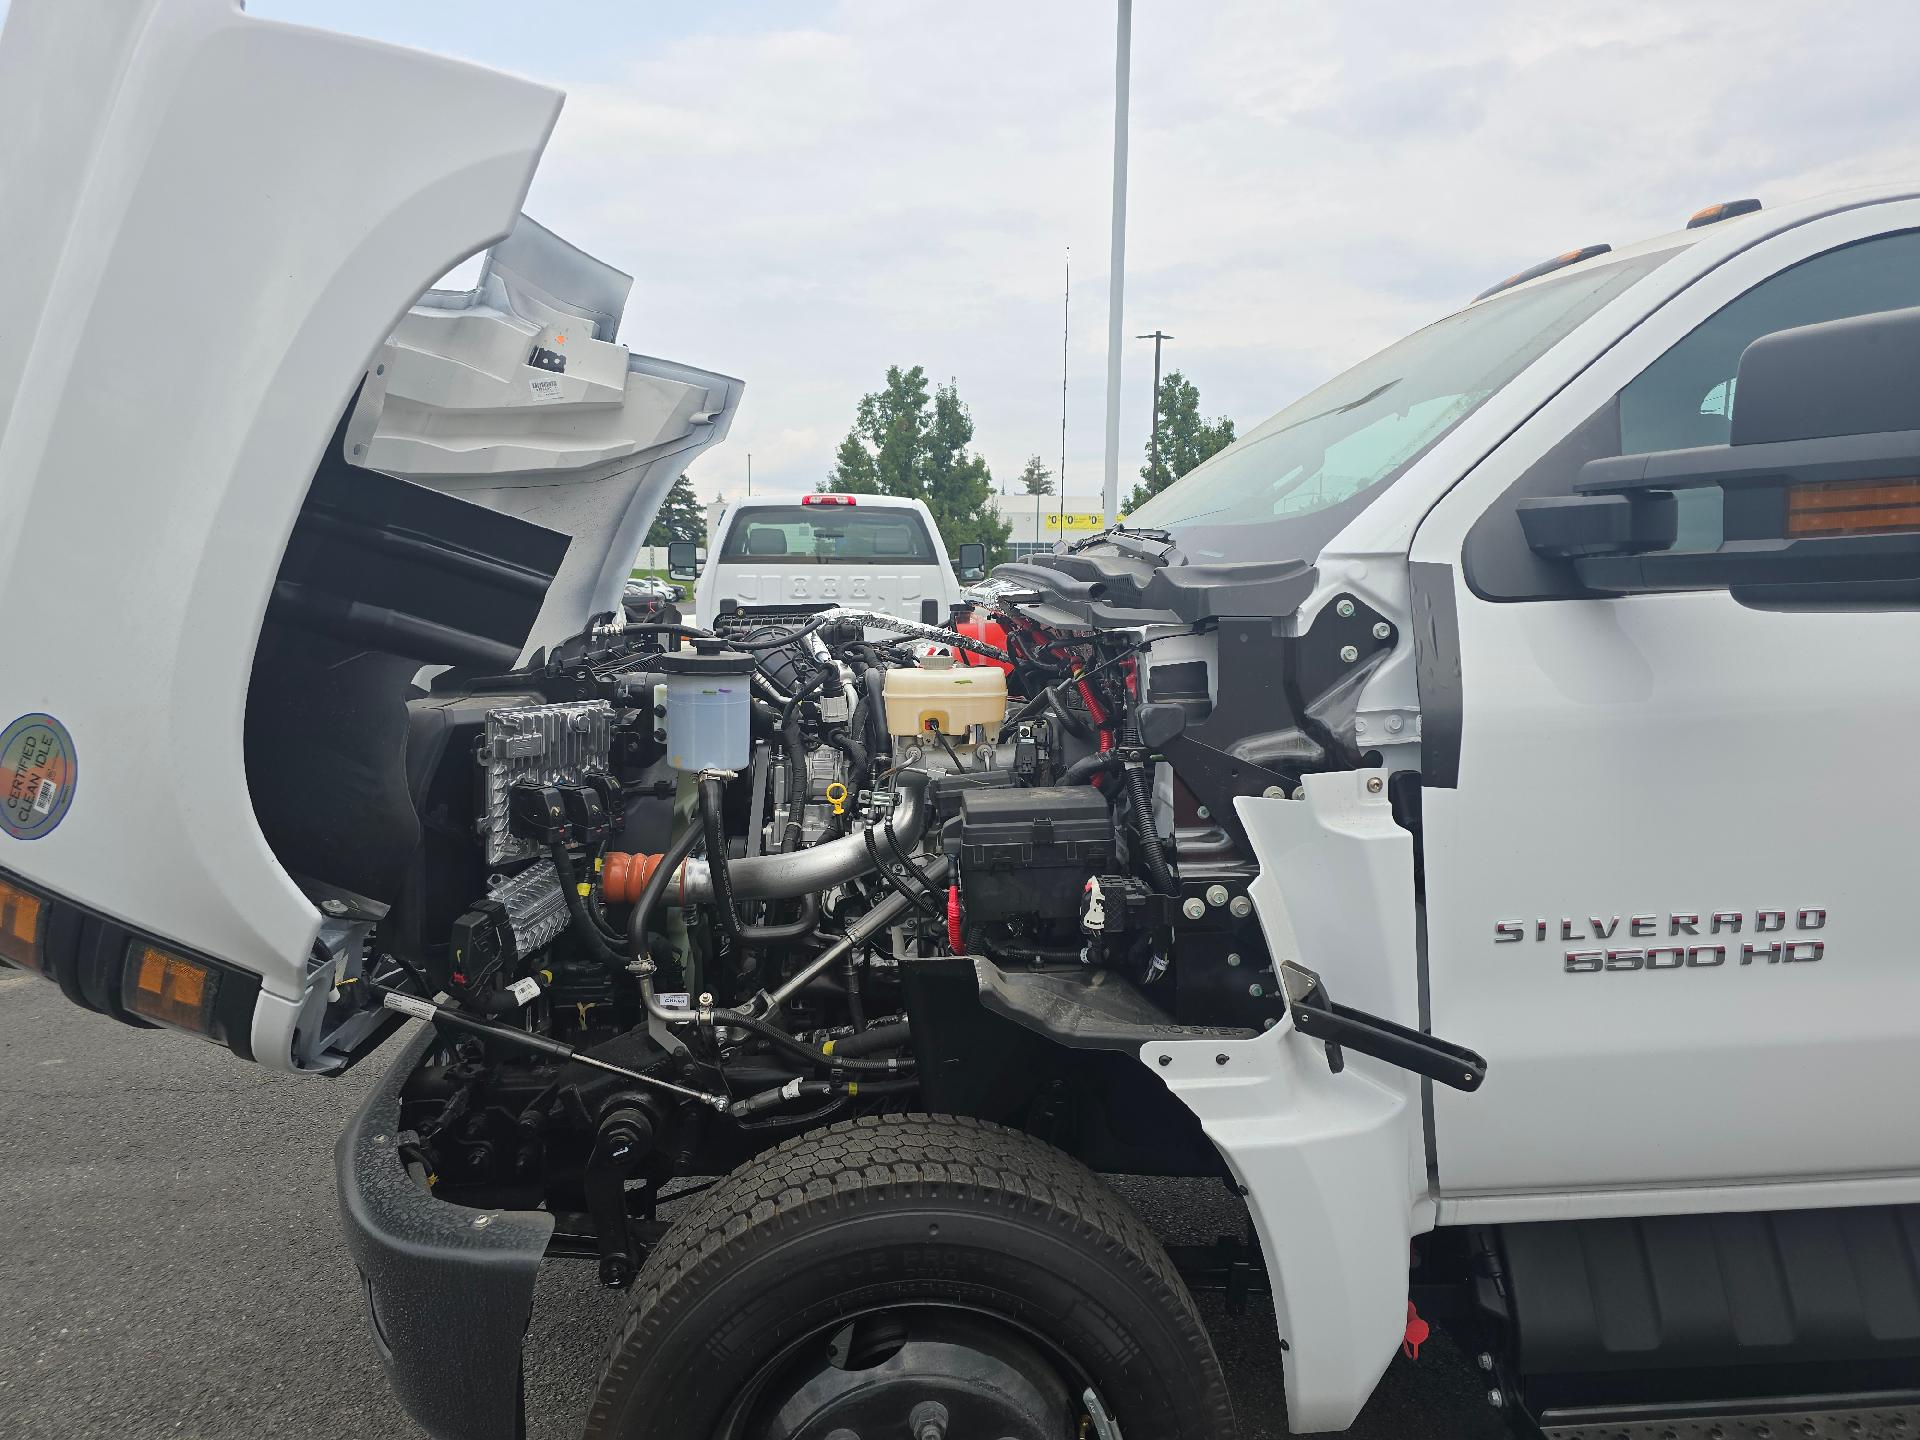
844 945 867 1029
727 614 835 651
779 719 807 852
549 846 629 970
1062 751 1124 785
626 818 705 965
700 775 822 947
1123 715 1179 896
777 665 837 731
863 668 892 760
827 1020 910 1057
721 1008 911 1074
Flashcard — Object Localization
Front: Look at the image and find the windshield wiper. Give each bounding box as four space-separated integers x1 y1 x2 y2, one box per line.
1067 523 1174 555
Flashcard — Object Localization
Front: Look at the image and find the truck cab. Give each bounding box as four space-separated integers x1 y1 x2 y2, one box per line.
685 493 977 632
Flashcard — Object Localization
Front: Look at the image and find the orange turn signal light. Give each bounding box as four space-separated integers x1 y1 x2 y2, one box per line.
0 876 46 972
125 943 221 1034
1786 477 1920 537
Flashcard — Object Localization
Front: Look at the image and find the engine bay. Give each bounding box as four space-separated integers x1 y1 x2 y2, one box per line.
274 543 1409 1287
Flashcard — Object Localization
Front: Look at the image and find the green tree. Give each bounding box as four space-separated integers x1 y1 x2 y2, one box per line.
1127 369 1236 510
1018 454 1055 495
823 365 1012 561
645 471 704 546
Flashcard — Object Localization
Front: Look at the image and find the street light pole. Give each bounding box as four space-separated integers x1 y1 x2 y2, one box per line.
1099 0 1132 530
1137 329 1172 495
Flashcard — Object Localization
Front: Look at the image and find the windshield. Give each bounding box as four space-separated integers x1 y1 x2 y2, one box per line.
718 505 939 565
1127 251 1675 561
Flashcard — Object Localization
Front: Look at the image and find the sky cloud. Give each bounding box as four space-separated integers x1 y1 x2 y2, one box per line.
249 0 1920 509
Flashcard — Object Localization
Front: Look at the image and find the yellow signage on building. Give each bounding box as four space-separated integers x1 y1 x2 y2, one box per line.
1041 511 1126 533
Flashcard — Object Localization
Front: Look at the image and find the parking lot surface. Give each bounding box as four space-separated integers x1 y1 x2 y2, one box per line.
0 973 1504 1438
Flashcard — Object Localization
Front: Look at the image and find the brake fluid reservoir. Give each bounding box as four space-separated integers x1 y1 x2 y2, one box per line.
659 640 752 772
884 654 1007 740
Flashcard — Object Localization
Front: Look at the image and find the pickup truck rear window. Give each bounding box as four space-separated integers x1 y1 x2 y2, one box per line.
717 506 938 565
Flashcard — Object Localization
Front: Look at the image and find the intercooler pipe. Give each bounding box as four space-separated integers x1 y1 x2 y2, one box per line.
604 769 934 905
698 775 819 947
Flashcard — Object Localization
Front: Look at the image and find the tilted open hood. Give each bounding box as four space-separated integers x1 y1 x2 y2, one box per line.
0 0 739 1069
346 215 740 658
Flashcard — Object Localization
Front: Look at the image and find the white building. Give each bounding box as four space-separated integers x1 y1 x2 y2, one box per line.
990 492 1121 559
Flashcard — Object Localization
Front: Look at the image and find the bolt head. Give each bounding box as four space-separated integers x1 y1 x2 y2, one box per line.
1366 776 1384 794
1386 714 1405 733
1195 804 1211 819
1205 884 1230 908
1340 644 1360 663
1181 897 1206 920
1229 895 1253 918
1335 598 1356 618
1373 621 1392 640
1227 952 1242 967
1157 1053 1171 1067
1476 1352 1494 1371
1487 1388 1504 1408
1215 1053 1230 1065
1248 983 1264 998
1262 784 1286 798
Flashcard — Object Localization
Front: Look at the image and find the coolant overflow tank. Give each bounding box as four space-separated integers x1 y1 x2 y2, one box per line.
658 639 752 772
884 655 1008 740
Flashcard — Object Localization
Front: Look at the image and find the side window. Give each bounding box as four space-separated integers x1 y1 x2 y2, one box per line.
1467 229 1920 598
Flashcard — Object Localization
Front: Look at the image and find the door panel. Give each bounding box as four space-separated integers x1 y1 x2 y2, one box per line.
1412 203 1920 1195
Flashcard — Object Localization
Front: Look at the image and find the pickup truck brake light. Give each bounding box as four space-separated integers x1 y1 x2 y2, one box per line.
801 494 856 505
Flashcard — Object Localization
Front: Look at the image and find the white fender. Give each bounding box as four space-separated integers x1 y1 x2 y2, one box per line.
1143 771 1430 1433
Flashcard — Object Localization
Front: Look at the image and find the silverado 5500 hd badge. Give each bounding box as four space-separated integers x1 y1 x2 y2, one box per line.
1494 909 1827 972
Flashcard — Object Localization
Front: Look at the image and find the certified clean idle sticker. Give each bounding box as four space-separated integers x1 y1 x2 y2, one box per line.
1 713 77 840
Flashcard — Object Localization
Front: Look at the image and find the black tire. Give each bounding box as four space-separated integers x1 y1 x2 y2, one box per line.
583 1112 1238 1440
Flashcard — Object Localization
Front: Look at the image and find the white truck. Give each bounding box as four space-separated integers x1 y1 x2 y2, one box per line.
3 6 1920 1440
681 493 984 634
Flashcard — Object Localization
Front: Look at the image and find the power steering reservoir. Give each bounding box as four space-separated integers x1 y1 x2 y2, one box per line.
659 639 752 772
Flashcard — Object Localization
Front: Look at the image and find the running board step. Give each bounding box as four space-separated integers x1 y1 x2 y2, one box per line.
1541 1399 1920 1439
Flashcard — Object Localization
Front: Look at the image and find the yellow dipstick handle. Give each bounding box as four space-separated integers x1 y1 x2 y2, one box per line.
825 781 848 817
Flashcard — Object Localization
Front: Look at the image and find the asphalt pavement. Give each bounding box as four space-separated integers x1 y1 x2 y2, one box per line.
0 971 1505 1439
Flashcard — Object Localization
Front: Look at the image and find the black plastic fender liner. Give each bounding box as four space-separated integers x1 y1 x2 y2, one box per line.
336 1025 554 1440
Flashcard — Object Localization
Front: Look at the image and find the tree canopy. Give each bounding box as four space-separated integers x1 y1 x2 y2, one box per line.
824 364 1012 560
1017 454 1055 496
1127 369 1236 511
645 471 705 547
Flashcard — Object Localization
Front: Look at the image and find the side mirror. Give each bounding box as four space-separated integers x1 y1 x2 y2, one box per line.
956 542 987 582
666 539 699 581
1519 304 1920 598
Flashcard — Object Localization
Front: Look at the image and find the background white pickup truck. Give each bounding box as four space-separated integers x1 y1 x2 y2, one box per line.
680 493 983 632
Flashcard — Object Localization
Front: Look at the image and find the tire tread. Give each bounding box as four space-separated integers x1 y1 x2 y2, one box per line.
583 1112 1236 1437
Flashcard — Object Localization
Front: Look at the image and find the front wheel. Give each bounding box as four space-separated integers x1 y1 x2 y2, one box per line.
583 1113 1237 1440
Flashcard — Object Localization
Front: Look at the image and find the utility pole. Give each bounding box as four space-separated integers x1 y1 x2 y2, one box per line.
1059 247 1069 545
1099 0 1132 529
1137 330 1173 496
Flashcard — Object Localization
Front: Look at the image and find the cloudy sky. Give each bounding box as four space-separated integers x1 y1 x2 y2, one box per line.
226 1 1920 507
